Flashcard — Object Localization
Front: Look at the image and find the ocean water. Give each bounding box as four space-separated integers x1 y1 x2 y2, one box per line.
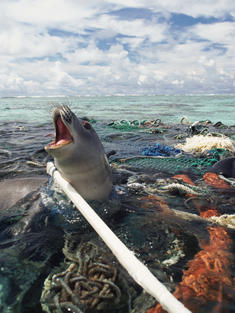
0 94 235 125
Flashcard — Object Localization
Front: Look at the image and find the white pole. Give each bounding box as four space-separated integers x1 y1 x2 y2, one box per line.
47 162 191 313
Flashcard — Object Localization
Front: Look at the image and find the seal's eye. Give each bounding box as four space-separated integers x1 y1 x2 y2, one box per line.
83 121 92 130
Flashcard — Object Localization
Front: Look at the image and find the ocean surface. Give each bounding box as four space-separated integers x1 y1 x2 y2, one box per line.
0 94 235 125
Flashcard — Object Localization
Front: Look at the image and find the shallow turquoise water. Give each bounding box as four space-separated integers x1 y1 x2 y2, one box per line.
0 95 234 125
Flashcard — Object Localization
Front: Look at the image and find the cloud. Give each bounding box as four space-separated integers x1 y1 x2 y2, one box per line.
192 21 235 44
93 14 167 43
0 26 75 59
0 0 235 95
105 0 235 18
5 0 97 28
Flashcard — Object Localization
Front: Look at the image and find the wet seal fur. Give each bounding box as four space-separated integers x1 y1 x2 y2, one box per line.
210 157 235 178
45 106 112 201
0 177 47 211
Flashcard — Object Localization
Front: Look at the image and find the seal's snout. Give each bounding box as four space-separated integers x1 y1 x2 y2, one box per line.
45 106 73 150
55 115 73 146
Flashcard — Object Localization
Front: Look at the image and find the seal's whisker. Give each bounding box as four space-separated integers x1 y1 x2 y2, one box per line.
61 105 73 124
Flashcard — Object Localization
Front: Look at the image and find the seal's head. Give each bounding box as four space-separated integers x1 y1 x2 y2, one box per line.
45 106 112 200
210 157 235 178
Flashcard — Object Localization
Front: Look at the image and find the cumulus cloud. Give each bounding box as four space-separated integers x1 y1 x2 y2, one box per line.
0 0 235 95
192 22 235 44
5 0 97 28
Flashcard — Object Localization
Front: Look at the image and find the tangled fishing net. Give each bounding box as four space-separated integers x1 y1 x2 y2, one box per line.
108 119 165 133
41 240 128 313
146 172 235 313
115 156 218 175
142 144 181 157
176 134 235 153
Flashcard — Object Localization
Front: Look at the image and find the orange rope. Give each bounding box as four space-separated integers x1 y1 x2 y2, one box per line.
203 172 231 189
146 172 235 313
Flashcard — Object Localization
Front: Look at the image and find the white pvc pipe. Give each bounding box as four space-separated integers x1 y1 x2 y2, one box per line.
47 162 191 313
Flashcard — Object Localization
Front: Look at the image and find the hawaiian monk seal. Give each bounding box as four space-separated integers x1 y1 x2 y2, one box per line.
210 157 235 178
45 105 112 201
0 177 47 211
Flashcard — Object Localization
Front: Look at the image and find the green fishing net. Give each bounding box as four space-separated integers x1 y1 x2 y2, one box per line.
108 119 164 132
109 120 143 131
115 156 219 175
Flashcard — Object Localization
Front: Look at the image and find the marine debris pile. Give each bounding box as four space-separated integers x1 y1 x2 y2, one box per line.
41 240 128 313
0 115 235 313
108 119 164 133
142 144 181 157
108 117 235 313
115 155 220 175
176 134 235 153
146 173 235 313
109 116 235 176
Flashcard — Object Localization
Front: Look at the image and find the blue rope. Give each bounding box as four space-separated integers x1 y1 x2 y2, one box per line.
142 143 181 157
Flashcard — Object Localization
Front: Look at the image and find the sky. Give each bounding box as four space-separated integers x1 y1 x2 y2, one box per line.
1 0 235 96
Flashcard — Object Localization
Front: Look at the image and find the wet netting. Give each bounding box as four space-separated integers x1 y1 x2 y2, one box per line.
115 156 218 175
0 116 235 313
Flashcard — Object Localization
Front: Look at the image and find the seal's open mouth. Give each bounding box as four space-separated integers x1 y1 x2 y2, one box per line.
48 114 73 149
